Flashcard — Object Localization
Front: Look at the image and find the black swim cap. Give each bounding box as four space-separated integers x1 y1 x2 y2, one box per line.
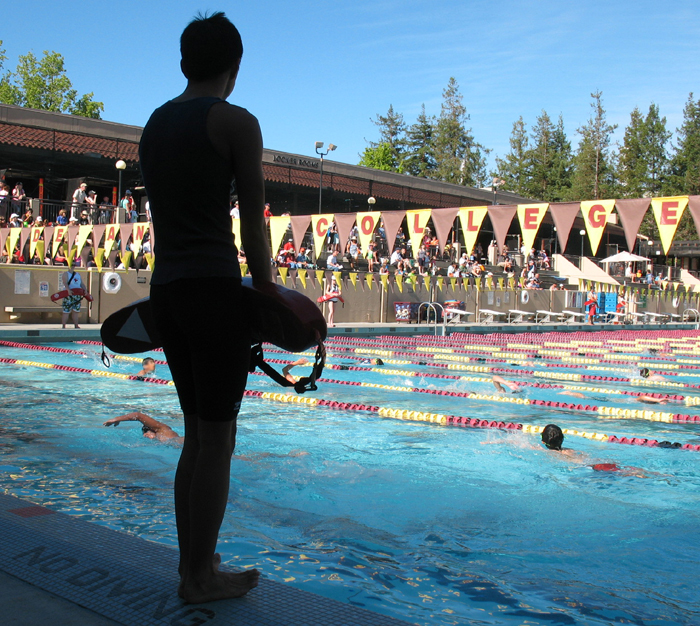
640 368 650 378
542 424 564 450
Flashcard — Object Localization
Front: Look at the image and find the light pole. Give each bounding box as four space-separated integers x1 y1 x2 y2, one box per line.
492 177 505 205
553 226 558 256
367 196 376 210
579 229 586 269
116 159 126 222
315 142 336 214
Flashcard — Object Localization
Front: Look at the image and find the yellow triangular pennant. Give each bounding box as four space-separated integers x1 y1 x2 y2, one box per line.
450 277 457 291
651 196 688 254
437 276 444 291
298 268 307 289
396 274 404 293
380 273 388 292
365 273 374 290
315 269 325 285
278 266 288 285
517 203 549 251
94 248 105 271
349 272 358 289
145 252 155 272
581 199 616 255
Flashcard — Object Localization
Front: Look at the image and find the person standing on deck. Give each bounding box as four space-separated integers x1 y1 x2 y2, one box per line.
139 11 271 604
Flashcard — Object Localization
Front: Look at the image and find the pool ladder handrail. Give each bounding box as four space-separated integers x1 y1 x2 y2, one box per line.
418 302 445 335
682 308 700 323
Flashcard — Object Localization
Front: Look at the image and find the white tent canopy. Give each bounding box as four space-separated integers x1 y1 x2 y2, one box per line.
599 251 650 264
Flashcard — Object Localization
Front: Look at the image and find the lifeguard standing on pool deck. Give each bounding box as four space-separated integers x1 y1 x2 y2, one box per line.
58 270 90 329
139 12 271 604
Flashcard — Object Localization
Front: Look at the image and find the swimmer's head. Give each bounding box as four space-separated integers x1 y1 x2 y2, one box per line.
640 367 650 378
541 424 564 451
180 12 243 82
373 358 384 366
141 425 156 439
142 357 156 373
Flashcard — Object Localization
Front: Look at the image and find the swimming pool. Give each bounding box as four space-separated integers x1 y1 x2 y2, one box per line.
1 331 699 625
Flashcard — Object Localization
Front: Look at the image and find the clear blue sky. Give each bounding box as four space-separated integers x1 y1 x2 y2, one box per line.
3 0 700 175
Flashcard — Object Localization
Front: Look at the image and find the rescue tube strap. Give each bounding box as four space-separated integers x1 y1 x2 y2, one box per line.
249 339 326 394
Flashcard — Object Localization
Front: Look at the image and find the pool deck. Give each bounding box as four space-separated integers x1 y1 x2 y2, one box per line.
0 492 414 626
0 320 697 344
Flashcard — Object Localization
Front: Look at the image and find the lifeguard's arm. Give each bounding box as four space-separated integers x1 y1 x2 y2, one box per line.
62 271 75 296
211 105 272 284
103 411 166 432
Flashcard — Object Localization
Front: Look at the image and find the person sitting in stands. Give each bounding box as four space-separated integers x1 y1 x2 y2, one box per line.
0 216 6 228
379 259 389 274
22 208 34 226
283 238 294 252
326 249 343 271
9 213 22 228
295 247 310 269
79 209 90 225
390 247 403 266
56 208 68 226
366 240 378 272
137 357 157 377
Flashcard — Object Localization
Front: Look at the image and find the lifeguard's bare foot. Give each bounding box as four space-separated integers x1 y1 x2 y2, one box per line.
179 553 222 598
181 568 260 604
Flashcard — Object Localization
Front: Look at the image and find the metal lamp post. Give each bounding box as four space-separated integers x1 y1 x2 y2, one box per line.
492 177 505 205
553 226 558 256
579 229 586 269
116 159 126 222
315 142 336 214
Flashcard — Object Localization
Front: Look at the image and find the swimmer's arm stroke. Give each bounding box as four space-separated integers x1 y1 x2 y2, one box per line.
103 411 162 431
209 103 272 285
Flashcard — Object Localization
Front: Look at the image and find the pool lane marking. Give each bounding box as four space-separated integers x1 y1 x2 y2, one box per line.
1 340 697 405
0 358 700 452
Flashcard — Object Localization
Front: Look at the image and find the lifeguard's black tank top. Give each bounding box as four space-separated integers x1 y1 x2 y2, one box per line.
139 97 241 284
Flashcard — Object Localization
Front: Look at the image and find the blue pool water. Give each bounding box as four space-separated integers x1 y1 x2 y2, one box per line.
0 340 699 625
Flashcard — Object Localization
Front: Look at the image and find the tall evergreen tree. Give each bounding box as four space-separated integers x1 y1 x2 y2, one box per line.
570 91 617 200
527 110 556 200
548 115 574 201
433 77 488 187
494 116 530 196
618 107 647 197
366 104 406 173
644 104 670 196
403 104 437 178
667 93 700 196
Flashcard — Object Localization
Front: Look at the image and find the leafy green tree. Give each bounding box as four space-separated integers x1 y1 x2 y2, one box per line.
0 41 19 104
570 91 617 200
358 142 399 172
494 116 530 196
433 77 489 187
0 46 103 119
404 104 437 178
366 104 406 172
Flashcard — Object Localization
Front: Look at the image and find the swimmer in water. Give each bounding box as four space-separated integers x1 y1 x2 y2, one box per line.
136 357 157 377
104 413 310 463
492 375 521 393
104 412 184 444
541 424 650 477
359 358 384 366
283 357 309 383
639 367 667 382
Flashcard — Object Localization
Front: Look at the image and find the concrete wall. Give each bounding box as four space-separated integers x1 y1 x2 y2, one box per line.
3 265 700 326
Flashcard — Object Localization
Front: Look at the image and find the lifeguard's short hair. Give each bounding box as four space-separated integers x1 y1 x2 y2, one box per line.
180 12 243 81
